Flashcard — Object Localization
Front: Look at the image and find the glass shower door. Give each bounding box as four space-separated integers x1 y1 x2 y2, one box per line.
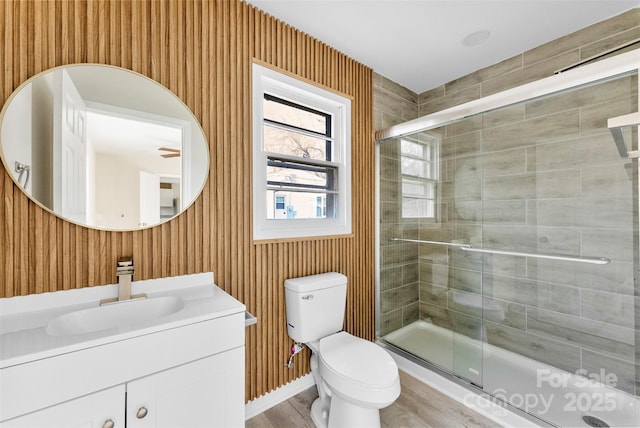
377 51 639 428
478 71 638 428
378 127 486 388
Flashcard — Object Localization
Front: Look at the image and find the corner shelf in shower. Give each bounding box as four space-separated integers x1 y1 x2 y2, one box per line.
608 111 640 159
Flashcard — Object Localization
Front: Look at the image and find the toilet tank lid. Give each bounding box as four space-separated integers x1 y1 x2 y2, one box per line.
284 272 347 292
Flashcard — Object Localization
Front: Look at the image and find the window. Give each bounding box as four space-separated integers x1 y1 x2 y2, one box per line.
401 138 438 219
252 63 352 240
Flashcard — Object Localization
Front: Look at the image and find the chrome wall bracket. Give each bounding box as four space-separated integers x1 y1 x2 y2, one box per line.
608 112 640 159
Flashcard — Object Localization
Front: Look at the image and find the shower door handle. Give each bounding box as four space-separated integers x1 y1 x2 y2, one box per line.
460 247 610 265
389 238 469 248
391 237 610 265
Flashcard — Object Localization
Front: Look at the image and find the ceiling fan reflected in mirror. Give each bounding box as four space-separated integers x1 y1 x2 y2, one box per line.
158 147 181 158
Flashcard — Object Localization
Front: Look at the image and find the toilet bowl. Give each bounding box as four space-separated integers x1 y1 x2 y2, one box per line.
319 332 400 406
305 332 400 428
284 273 401 428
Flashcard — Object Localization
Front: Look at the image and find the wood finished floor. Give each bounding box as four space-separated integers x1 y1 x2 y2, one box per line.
246 371 501 428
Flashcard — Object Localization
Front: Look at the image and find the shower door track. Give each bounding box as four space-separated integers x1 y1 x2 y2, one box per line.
378 340 556 427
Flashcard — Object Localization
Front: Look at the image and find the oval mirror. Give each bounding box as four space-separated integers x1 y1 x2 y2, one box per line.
0 64 209 231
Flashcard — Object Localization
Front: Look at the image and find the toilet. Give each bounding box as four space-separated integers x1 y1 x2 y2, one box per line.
284 272 400 428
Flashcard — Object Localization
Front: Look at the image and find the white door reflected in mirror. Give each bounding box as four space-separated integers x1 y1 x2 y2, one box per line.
55 69 88 224
0 64 209 231
139 171 160 228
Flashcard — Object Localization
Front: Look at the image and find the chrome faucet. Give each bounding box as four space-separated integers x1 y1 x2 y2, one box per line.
101 257 146 306
116 257 134 301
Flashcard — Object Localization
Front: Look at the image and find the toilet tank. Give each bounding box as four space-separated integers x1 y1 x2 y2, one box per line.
284 272 347 343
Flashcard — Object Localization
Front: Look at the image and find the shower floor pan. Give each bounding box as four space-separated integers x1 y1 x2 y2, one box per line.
383 320 639 428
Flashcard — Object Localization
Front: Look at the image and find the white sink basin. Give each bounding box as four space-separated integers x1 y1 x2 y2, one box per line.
46 296 185 336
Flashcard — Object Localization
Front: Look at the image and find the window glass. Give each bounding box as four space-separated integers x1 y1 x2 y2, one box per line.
268 190 334 220
263 95 328 134
263 125 330 161
266 161 334 190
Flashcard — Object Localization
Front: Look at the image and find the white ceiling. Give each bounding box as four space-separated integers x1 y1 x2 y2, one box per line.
246 0 639 94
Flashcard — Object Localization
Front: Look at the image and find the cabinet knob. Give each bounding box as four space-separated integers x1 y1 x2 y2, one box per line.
136 406 149 419
102 419 115 428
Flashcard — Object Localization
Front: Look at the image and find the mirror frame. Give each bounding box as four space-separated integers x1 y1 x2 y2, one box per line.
0 63 210 231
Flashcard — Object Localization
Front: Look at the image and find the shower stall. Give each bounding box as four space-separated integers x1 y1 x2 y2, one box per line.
376 50 639 428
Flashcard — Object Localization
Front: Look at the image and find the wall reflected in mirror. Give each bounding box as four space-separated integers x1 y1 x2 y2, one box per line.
0 64 209 230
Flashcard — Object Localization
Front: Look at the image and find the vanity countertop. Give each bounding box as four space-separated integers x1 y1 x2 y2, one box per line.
0 272 245 368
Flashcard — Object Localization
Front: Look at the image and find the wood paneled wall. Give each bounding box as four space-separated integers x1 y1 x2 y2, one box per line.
0 0 374 401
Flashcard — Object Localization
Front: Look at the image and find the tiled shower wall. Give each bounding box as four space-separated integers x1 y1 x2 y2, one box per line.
375 8 640 393
373 75 422 335
418 9 640 116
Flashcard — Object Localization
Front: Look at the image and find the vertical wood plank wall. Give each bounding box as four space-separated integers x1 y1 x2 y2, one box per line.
0 0 374 401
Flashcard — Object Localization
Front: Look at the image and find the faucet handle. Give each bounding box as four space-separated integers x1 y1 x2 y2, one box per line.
116 257 134 276
117 256 133 267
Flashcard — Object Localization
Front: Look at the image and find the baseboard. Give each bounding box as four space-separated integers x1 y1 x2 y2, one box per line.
245 373 316 420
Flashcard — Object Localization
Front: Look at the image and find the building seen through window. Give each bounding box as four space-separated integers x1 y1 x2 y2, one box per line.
263 94 334 220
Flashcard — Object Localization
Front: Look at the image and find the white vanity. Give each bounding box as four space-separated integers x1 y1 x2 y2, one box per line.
0 272 248 428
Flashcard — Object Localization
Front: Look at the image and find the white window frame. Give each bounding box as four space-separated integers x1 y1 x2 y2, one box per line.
252 63 352 241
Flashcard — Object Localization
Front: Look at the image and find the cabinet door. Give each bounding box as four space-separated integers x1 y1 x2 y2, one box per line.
127 347 244 428
1 384 124 428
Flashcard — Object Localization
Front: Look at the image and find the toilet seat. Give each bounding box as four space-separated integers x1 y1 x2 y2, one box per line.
318 332 400 407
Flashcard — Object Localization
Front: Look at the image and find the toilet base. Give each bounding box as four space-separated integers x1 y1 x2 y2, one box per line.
310 395 382 428
328 394 381 428
311 398 329 428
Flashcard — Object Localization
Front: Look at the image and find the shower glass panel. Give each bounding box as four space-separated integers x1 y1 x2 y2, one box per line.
379 128 485 388
377 64 638 428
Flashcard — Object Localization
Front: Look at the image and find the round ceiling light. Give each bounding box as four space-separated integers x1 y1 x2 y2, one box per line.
463 29 491 47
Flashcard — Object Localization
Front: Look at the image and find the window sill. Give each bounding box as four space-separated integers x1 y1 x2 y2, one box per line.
252 233 355 245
